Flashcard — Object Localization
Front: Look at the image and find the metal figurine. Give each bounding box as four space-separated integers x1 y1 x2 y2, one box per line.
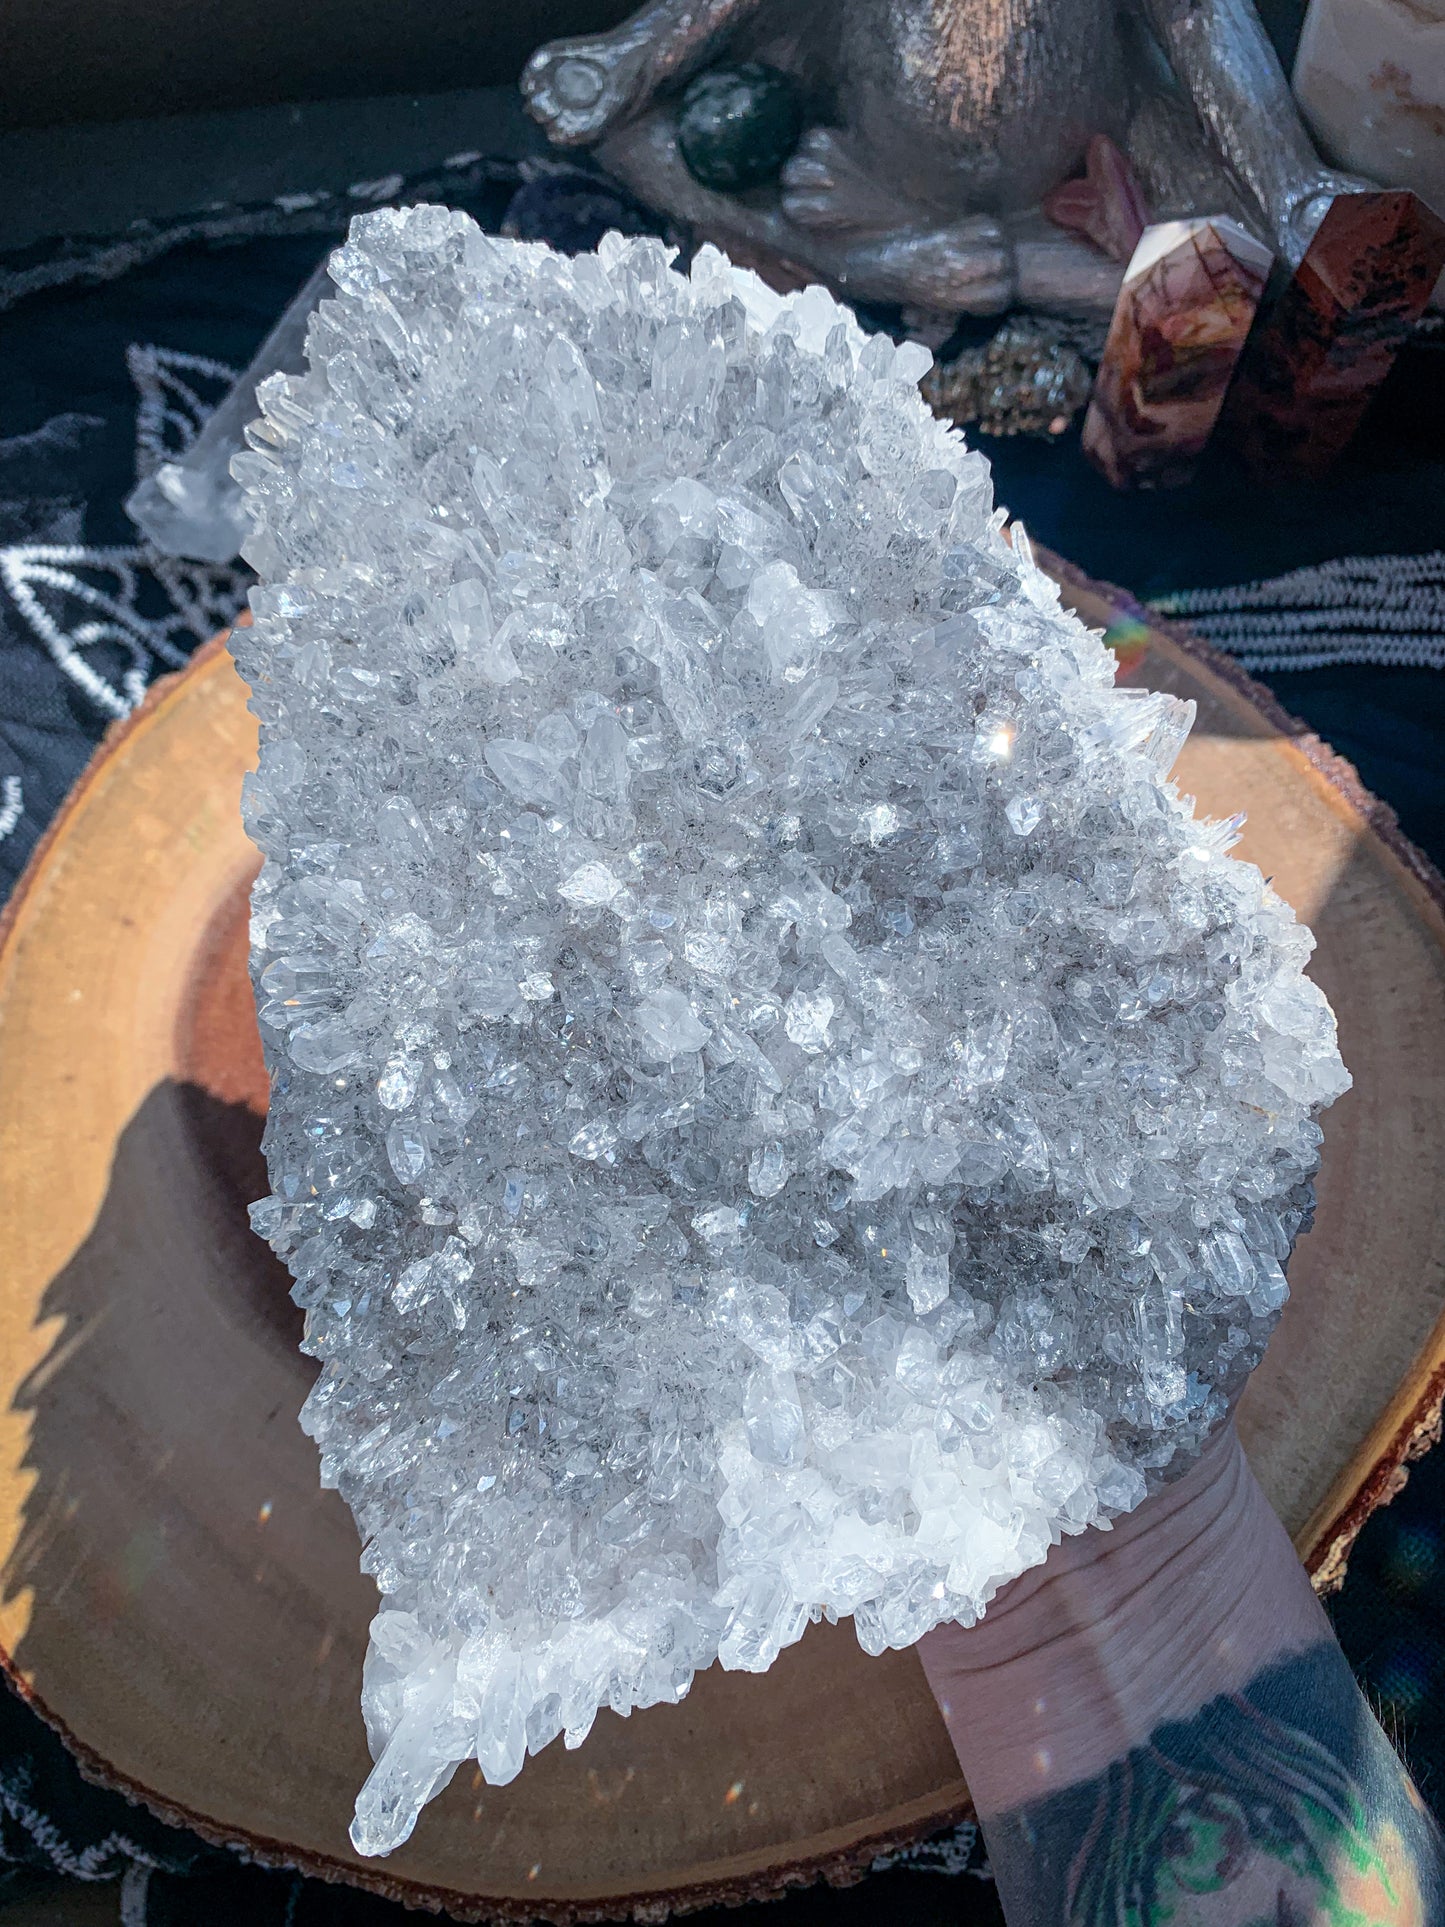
521 0 1369 325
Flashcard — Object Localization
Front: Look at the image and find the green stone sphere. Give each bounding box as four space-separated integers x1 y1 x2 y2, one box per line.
676 63 804 194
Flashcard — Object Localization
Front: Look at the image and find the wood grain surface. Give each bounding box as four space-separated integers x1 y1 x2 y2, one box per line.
0 574 1440 1920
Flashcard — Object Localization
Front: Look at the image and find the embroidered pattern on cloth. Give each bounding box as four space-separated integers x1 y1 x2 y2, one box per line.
0 540 246 718
0 776 21 848
0 346 249 722
1153 552 1445 673
875 1818 992 1877
0 153 520 316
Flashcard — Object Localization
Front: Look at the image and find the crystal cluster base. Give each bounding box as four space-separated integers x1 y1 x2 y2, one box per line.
231 210 1350 1857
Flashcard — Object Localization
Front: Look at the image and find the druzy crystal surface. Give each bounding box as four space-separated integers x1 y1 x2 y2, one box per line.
232 209 1351 1856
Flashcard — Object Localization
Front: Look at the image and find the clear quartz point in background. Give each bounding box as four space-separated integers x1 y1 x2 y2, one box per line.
125 256 331 562
231 210 1351 1857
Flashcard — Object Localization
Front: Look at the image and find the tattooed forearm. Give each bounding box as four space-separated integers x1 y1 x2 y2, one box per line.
982 1642 1445 1926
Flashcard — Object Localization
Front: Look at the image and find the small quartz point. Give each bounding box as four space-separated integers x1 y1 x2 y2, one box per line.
232 209 1351 1858
126 257 331 562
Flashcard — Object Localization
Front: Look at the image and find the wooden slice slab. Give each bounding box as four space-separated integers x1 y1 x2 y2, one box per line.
0 569 1442 1921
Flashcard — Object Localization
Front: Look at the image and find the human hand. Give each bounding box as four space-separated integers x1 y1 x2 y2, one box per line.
915 1424 1444 1922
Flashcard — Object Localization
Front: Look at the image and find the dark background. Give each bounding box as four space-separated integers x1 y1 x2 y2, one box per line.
0 0 1313 130
0 2 641 130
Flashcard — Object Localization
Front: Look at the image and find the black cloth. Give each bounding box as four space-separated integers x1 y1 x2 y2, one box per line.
0 164 1440 1921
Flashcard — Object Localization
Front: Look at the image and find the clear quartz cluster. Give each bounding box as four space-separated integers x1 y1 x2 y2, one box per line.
232 208 1351 1856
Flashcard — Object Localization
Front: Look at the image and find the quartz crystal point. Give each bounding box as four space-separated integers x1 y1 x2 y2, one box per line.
231 208 1351 1857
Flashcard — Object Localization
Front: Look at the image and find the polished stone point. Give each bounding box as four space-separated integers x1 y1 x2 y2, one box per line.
232 208 1349 1858
677 62 804 193
1082 216 1273 490
1226 188 1445 479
